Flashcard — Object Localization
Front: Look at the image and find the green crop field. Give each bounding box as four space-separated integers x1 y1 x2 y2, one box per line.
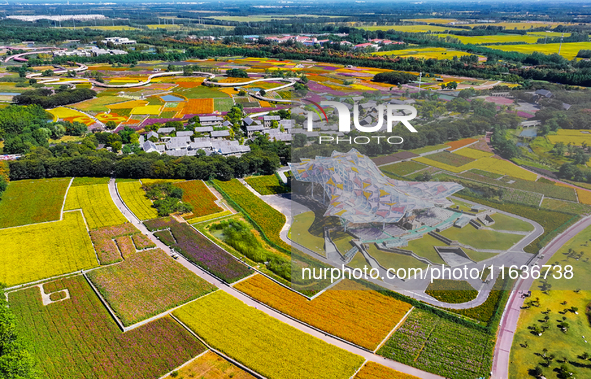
374 47 474 59
0 212 97 286
174 291 365 379
359 25 465 32
117 181 159 220
378 308 493 379
440 34 542 45
64 184 128 230
0 178 70 228
9 275 205 379
87 248 215 325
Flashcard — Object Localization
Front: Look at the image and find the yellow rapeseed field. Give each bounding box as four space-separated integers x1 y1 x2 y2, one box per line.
64 184 128 230
174 291 365 379
0 211 98 286
117 181 159 220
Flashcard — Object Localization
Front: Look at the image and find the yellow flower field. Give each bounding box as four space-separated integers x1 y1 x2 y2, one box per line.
117 181 159 220
453 148 493 159
488 42 591 60
130 105 161 115
234 276 412 350
374 47 473 60
174 291 365 379
0 211 98 286
108 100 149 109
64 184 128 230
547 129 591 146
96 112 128 124
576 188 591 205
47 107 85 120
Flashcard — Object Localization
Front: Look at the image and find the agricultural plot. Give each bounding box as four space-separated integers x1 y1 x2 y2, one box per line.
173 180 223 219
144 217 251 283
130 105 161 115
187 210 232 224
360 25 465 32
213 179 289 251
184 98 214 114
47 107 94 126
424 152 475 167
245 174 290 195
162 351 255 379
234 276 412 350
440 34 542 45
445 138 478 151
71 177 110 186
378 309 493 379
64 184 127 229
547 129 591 146
415 155 537 180
488 41 591 60
117 181 159 220
174 291 365 379
0 177 70 228
542 197 591 214
90 223 142 264
459 171 576 201
9 276 205 379
374 47 473 60
0 212 97 286
354 362 420 379
87 248 215 325
379 161 426 176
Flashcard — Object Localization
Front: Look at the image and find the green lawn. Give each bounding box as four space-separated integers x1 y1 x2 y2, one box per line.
71 177 111 187
291 211 325 257
513 214 591 379
439 225 523 250
405 234 446 265
347 251 370 270
488 213 534 232
331 230 354 255
463 248 498 262
175 86 230 99
510 290 591 379
366 244 428 271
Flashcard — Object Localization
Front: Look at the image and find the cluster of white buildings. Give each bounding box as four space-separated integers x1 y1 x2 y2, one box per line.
53 46 127 57
139 114 293 157
101 37 136 46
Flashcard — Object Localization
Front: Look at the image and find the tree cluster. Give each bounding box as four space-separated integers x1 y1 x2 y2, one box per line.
13 88 96 108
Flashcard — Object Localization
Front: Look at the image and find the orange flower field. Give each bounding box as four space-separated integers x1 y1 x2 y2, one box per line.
234 275 412 350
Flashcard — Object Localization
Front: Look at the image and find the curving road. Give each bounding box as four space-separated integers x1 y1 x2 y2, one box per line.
107 178 443 379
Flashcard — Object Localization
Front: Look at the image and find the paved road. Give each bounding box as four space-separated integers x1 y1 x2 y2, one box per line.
107 179 443 379
491 214 591 379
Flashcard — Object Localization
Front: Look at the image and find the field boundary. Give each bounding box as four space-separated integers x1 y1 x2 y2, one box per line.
81 271 127 332
373 306 415 353
157 349 211 379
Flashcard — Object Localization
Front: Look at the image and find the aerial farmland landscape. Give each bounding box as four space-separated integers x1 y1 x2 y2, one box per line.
3 1 591 379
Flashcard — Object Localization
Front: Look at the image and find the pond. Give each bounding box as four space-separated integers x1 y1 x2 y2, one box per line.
516 142 533 152
161 94 184 102
519 128 538 138
0 92 19 96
